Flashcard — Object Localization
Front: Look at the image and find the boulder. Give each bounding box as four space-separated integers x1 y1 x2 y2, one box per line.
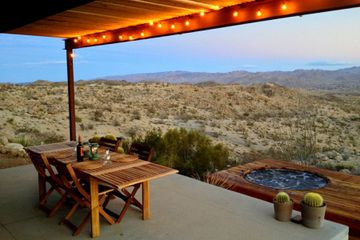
0 136 8 145
4 143 25 157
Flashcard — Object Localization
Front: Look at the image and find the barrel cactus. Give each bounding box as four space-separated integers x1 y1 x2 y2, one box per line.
274 192 291 203
302 192 324 207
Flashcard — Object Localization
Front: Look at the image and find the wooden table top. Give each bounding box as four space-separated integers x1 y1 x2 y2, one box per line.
29 142 178 190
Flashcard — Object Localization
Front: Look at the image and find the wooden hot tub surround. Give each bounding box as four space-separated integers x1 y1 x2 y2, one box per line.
211 159 360 238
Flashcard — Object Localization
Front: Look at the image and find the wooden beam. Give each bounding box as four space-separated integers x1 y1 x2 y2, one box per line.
66 48 76 141
65 0 360 49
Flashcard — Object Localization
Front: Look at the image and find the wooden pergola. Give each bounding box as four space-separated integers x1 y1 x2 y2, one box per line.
2 0 360 141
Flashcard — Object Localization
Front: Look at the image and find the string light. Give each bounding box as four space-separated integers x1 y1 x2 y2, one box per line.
70 53 75 58
86 39 90 43
171 24 176 29
77 36 81 40
185 20 190 26
233 11 238 17
102 35 106 39
149 21 154 26
281 3 287 10
118 35 123 40
257 9 262 17
140 32 145 37
129 36 133 40
200 11 205 17
94 38 98 43
158 23 162 28
73 39 78 43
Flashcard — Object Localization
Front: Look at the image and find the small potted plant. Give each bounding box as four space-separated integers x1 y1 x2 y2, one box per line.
273 192 293 221
301 192 326 229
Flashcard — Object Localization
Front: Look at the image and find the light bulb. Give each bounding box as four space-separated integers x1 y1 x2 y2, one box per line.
233 11 238 17
86 39 90 43
141 32 145 37
257 10 262 17
94 38 98 43
149 21 154 26
171 24 175 29
185 20 190 26
281 3 287 10
158 23 162 28
70 53 75 58
74 39 78 43
119 35 123 40
102 35 106 39
77 36 81 40
200 11 205 17
129 36 133 40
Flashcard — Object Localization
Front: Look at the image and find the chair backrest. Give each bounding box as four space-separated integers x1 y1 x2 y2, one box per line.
129 143 155 162
26 149 57 180
98 137 122 152
53 160 90 202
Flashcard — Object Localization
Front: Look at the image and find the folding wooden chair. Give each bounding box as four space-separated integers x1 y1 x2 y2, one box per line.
98 137 122 152
26 149 67 217
54 161 115 236
103 143 155 224
128 143 155 162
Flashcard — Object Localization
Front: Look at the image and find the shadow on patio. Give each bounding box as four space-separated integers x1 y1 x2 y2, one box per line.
0 165 348 240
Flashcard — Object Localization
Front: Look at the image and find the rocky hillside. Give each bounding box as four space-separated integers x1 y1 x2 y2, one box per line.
0 82 359 173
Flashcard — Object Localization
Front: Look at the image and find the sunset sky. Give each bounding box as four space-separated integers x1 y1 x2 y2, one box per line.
1 8 359 83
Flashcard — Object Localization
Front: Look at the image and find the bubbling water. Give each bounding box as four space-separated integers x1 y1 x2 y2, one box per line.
244 169 327 190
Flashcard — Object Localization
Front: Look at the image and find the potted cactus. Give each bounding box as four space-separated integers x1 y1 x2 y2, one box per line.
273 192 293 222
301 192 326 228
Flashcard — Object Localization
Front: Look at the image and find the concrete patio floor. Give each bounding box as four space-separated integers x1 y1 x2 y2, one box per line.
0 165 348 240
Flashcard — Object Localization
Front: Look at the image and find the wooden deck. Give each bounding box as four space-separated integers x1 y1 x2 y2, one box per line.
212 159 360 238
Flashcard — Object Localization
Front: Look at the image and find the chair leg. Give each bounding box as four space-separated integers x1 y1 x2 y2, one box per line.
40 186 55 205
116 184 140 224
122 188 143 210
61 202 80 225
48 192 68 217
73 212 91 236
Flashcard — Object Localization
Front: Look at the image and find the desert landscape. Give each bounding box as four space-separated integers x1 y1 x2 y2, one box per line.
0 78 359 174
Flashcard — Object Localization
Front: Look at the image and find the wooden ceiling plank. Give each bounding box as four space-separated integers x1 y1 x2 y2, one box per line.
70 4 182 20
66 0 360 49
129 0 198 11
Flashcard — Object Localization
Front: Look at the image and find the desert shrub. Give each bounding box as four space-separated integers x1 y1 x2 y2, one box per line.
268 110 318 165
133 128 230 179
11 131 66 147
75 116 82 123
132 110 141 120
93 110 103 121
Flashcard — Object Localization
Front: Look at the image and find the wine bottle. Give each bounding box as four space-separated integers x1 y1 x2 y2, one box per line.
76 135 84 162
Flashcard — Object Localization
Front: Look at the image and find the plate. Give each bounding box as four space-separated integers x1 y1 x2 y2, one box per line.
73 161 103 170
111 154 138 163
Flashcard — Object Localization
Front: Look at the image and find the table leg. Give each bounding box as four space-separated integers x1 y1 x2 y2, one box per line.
38 173 46 203
142 181 150 220
90 177 100 238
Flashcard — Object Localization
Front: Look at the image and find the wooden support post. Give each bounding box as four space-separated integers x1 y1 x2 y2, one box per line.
66 48 76 141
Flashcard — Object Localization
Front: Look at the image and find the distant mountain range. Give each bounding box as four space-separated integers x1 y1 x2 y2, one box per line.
99 67 360 91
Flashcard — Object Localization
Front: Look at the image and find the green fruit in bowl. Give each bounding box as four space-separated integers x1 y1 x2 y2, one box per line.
116 147 125 153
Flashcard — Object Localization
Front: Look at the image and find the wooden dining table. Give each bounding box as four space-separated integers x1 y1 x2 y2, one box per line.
28 142 178 237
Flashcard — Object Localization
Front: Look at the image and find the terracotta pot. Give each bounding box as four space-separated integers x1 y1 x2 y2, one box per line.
273 200 293 222
301 202 327 229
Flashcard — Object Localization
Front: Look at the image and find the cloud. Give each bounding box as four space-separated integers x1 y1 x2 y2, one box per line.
307 61 351 67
